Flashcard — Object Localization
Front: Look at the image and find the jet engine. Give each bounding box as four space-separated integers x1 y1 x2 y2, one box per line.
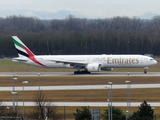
86 63 101 72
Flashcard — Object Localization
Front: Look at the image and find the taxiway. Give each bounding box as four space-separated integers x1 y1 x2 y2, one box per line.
2 102 160 107
0 84 160 91
0 72 159 76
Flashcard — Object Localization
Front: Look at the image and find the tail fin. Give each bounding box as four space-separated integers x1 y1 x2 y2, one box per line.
12 36 46 67
12 36 35 58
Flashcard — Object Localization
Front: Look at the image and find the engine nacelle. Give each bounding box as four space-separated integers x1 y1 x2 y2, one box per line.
101 67 113 71
86 63 101 72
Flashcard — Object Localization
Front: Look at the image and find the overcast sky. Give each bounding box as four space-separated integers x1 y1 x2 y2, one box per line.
0 0 160 19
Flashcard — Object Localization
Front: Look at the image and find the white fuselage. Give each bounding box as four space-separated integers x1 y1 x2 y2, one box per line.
12 54 157 69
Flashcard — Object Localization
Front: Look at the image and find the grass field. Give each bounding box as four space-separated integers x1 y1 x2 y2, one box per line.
0 76 160 119
1 76 160 102
0 59 160 119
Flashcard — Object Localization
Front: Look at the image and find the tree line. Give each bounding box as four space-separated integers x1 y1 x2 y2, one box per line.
0 97 155 120
73 101 155 120
0 15 160 57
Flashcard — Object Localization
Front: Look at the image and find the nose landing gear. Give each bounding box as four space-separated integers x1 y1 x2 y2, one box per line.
144 69 147 74
144 67 148 74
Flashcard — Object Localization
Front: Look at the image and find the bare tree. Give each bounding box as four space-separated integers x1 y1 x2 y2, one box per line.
0 101 19 119
29 91 62 120
0 101 7 116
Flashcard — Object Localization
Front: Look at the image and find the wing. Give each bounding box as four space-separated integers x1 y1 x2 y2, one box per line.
48 59 87 68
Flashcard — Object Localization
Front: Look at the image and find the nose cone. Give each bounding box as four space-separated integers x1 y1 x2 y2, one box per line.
154 60 158 64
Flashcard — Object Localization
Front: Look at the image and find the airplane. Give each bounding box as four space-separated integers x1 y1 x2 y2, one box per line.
12 36 157 74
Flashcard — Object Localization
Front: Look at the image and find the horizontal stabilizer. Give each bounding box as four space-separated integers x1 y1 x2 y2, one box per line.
12 57 28 62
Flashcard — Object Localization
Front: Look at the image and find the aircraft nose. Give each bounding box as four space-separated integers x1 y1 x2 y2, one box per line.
154 60 158 64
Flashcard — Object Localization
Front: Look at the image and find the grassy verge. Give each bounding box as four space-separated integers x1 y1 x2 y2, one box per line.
1 89 160 102
1 76 160 87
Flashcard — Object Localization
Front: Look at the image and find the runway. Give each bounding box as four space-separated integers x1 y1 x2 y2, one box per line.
0 72 160 76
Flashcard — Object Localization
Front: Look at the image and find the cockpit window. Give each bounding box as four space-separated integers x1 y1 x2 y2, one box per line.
150 59 154 61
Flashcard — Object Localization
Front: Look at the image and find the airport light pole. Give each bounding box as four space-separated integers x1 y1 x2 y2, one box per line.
126 110 129 120
37 73 41 119
6 107 10 116
11 91 18 117
12 76 17 113
22 81 28 119
104 85 111 120
16 92 18 118
152 107 155 120
37 73 41 96
108 82 113 120
125 80 131 118
108 98 110 120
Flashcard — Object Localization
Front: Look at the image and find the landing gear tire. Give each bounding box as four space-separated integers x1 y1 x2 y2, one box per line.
74 71 81 74
81 71 90 74
74 71 90 74
144 69 147 74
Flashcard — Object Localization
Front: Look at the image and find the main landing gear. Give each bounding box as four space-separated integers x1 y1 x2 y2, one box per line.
74 70 91 74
